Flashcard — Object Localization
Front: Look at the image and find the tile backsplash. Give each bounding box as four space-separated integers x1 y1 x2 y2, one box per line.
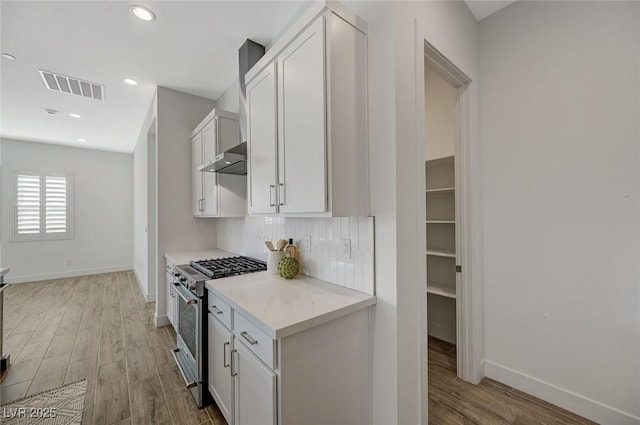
216 217 375 295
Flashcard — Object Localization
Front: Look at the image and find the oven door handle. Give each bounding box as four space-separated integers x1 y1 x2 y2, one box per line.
173 282 199 304
170 348 198 389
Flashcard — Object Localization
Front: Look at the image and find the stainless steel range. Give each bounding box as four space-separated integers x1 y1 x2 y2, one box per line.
171 256 266 407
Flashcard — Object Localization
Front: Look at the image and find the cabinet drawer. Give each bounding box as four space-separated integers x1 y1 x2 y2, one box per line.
208 292 232 329
233 310 276 369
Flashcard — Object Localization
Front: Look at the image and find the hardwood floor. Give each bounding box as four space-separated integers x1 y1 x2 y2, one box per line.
428 337 597 424
0 272 225 425
1 272 596 424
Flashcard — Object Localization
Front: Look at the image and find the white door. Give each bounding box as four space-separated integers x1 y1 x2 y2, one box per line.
277 16 327 213
202 120 218 216
208 314 234 424
192 132 203 216
234 340 276 425
247 63 278 214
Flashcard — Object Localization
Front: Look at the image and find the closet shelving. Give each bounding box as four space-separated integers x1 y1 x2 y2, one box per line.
426 155 456 299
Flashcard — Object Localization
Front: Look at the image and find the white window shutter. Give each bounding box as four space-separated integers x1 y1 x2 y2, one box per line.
45 176 67 234
16 174 41 235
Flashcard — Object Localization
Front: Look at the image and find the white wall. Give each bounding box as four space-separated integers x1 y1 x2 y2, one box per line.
1 139 133 282
216 78 239 115
0 139 3 266
155 87 217 323
132 96 156 299
479 2 640 423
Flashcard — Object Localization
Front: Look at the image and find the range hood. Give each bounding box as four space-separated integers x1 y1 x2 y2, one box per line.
198 141 247 175
200 39 265 176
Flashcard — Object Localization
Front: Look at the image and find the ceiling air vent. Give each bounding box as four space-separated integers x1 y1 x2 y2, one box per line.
38 70 104 101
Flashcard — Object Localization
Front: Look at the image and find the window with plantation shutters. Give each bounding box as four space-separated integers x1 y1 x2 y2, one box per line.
13 171 73 240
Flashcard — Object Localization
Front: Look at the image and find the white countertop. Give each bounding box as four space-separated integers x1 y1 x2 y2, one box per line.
165 249 376 339
165 249 234 266
205 271 376 340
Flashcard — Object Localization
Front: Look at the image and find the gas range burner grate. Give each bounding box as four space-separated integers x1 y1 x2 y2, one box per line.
189 256 266 280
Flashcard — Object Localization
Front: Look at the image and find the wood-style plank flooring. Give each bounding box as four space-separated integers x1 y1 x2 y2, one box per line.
1 272 225 425
1 272 597 424
428 337 597 424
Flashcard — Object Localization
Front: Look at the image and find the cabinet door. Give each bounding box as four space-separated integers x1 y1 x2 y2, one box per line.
247 63 278 214
192 132 203 216
208 314 234 425
202 120 218 216
234 340 276 425
277 16 327 213
166 272 174 327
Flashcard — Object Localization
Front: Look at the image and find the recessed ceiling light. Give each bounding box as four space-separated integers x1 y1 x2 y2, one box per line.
123 78 138 86
69 113 82 118
130 5 155 21
224 161 232 165
2 53 16 60
44 109 58 115
78 138 87 143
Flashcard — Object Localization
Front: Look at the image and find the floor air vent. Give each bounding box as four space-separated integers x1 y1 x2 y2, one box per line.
39 70 104 101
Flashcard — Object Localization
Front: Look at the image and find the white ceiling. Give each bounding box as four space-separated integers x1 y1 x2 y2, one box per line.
464 0 517 21
0 1 307 153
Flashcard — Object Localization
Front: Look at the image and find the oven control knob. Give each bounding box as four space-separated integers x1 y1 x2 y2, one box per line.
173 272 180 277
179 277 186 283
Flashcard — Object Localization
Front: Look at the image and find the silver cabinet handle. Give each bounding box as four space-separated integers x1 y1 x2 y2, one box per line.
278 183 285 206
211 306 223 315
202 198 206 211
231 349 238 376
223 342 230 368
240 331 258 345
269 185 275 206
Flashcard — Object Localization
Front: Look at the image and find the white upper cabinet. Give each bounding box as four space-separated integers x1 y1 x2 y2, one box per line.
245 8 368 217
192 132 205 216
247 63 278 215
192 108 246 218
277 17 326 214
201 119 219 216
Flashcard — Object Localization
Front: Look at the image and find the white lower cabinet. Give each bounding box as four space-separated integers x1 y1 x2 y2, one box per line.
233 340 277 425
207 299 276 425
208 313 234 424
207 289 371 425
165 267 177 329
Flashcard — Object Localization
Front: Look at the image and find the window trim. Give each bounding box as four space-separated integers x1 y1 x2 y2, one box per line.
11 169 74 242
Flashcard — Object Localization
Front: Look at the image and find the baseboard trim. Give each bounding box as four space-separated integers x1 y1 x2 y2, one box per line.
484 360 640 425
132 268 155 303
155 314 170 328
6 265 133 284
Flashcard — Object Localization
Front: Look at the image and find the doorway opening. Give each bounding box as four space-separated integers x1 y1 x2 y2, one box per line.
422 40 476 386
425 62 458 362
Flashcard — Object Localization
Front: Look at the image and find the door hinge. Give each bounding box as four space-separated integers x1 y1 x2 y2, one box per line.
456 265 462 273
